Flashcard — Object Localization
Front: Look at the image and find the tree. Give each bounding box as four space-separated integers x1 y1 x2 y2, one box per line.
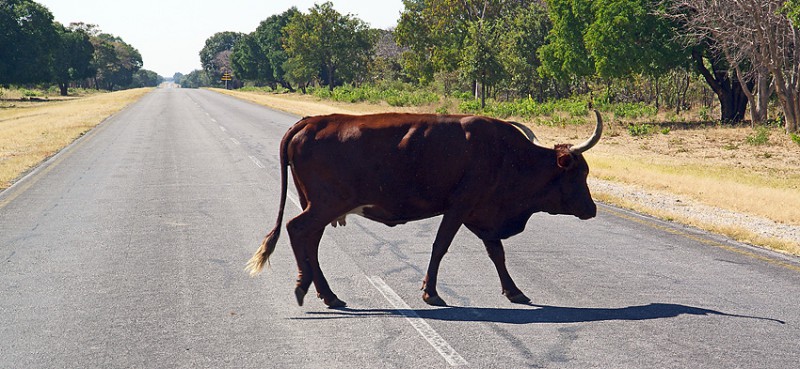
460 19 505 108
253 8 300 89
283 2 376 91
129 69 163 88
585 0 685 79
200 31 244 84
538 0 595 82
0 0 59 85
91 33 142 90
674 0 799 132
496 1 553 101
396 0 472 83
231 33 271 84
52 23 94 95
179 69 211 88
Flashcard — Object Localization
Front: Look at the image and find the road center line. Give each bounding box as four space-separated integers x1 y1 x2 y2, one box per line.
367 276 468 366
248 155 265 169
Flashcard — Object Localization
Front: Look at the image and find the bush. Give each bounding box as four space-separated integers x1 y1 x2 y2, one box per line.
627 123 655 137
790 133 800 146
746 126 770 146
613 102 658 119
310 83 438 107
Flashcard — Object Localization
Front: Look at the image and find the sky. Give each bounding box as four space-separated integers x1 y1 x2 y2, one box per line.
36 0 405 78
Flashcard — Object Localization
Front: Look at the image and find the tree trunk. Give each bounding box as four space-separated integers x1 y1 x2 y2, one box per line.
59 82 68 96
692 48 748 124
327 65 335 91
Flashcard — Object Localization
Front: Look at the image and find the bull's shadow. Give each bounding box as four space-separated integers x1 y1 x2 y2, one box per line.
294 303 785 325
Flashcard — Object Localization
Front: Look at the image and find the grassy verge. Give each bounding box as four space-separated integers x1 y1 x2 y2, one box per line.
0 88 152 189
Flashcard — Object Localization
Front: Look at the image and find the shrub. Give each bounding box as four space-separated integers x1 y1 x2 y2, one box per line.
613 102 657 119
628 123 655 137
791 133 800 146
746 126 770 146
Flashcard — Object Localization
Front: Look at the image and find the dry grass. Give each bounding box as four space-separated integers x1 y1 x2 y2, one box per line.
212 88 430 116
0 88 152 189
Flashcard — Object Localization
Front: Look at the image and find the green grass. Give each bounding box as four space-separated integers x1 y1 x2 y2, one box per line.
746 126 770 146
310 83 439 107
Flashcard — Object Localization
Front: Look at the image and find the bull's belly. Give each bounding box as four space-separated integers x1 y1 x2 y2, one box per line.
331 204 443 227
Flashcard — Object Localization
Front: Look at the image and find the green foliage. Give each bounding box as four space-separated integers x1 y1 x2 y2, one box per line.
178 69 211 88
310 83 438 107
538 0 595 80
698 105 711 121
627 123 655 137
746 127 770 146
0 0 59 85
231 33 269 83
129 69 163 88
610 102 658 119
52 24 95 95
791 133 800 146
283 2 375 90
539 0 686 80
199 31 244 83
91 33 143 90
254 8 299 85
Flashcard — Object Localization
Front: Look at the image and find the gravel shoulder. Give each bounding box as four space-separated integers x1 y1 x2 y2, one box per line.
591 178 800 251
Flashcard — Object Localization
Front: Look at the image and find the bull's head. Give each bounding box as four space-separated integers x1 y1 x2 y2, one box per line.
531 111 602 220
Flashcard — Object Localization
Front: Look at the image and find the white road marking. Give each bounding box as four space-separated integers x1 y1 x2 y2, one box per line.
367 276 468 367
230 138 240 145
287 191 302 210
248 155 265 169
219 125 227 132
210 118 217 123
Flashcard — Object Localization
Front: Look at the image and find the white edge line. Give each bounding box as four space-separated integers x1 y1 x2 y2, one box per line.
219 125 227 132
367 276 468 366
230 138 240 145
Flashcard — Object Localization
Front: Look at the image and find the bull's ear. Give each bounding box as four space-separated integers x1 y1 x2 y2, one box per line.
556 151 573 168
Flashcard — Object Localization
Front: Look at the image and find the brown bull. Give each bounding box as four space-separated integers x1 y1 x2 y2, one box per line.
246 111 603 307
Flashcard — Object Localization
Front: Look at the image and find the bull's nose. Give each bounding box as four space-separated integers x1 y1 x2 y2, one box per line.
579 204 597 220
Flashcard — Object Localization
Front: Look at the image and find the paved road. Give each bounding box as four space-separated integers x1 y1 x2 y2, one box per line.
1 87 798 368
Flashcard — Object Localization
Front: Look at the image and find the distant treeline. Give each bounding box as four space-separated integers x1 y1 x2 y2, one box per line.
184 0 800 134
0 0 162 95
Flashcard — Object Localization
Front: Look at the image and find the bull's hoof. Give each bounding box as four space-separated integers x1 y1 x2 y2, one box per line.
423 292 447 306
295 286 308 306
325 297 347 308
506 292 531 304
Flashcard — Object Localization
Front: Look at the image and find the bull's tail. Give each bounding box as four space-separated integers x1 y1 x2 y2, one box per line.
245 119 306 276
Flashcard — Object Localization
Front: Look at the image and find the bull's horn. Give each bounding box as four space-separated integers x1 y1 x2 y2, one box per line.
508 121 549 150
570 110 603 154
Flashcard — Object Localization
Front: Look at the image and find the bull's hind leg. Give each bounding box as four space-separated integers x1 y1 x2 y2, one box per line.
421 211 465 306
286 207 346 308
482 239 530 304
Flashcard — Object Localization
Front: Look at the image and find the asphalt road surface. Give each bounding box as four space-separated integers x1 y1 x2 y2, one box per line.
1 87 798 368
